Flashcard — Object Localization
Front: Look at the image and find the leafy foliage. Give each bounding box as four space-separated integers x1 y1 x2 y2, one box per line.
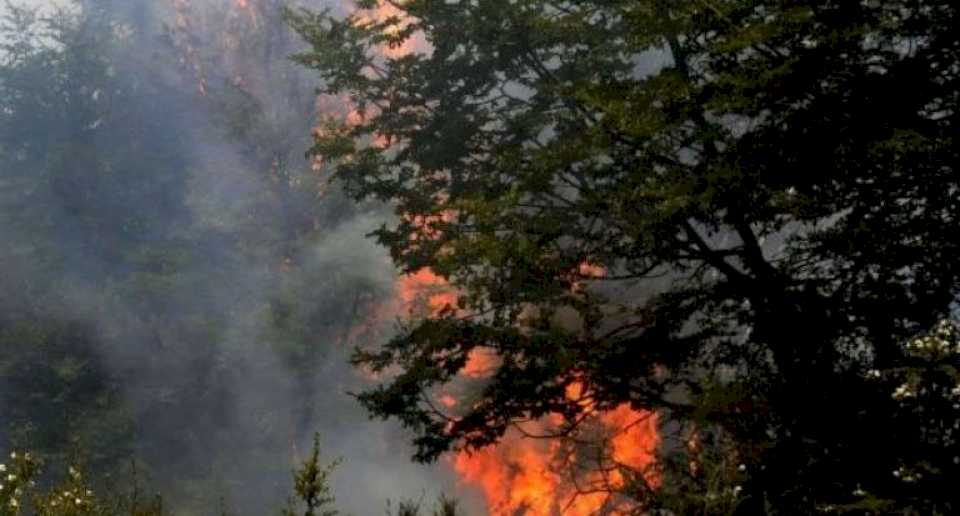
0 450 164 516
0 317 133 476
290 0 960 512
282 434 341 516
0 446 459 516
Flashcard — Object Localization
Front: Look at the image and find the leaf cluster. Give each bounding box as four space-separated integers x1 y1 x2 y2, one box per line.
290 0 960 512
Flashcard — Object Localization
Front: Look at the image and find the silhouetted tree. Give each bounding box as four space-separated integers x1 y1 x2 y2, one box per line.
289 0 960 512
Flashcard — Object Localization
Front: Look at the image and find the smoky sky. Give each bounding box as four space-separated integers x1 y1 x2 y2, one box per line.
0 0 482 513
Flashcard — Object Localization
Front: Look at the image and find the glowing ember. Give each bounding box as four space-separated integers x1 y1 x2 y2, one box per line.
397 268 458 317
438 394 459 409
578 262 606 279
462 348 500 379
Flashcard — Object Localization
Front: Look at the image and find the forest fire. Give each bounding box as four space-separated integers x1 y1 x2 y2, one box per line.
450 381 659 514
351 0 424 59
387 267 660 514
452 407 659 516
1 0 947 512
317 2 663 511
167 0 263 95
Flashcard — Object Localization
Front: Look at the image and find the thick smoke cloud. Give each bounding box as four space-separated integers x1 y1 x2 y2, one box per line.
0 0 473 513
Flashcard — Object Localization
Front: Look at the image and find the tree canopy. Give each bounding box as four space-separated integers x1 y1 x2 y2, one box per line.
289 0 960 512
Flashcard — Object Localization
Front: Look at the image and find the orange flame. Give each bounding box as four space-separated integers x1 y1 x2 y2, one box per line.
453 429 568 516
386 260 660 514
461 348 499 379
333 1 661 510
312 0 429 165
351 0 426 59
452 411 658 515
396 268 458 317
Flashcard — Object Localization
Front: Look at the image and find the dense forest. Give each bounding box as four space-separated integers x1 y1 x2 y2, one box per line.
1 0 958 515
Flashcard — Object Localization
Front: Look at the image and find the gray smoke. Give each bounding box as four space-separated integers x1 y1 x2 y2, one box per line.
0 0 477 513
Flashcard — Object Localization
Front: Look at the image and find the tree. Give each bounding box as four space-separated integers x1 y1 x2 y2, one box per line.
289 0 960 512
0 0 194 278
282 434 341 516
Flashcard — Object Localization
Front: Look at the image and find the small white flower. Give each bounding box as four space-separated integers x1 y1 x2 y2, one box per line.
893 383 916 400
733 485 742 496
9 452 16 459
738 463 747 472
0 464 6 472
6 474 15 482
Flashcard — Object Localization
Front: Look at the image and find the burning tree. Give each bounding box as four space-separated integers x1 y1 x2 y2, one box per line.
286 0 960 513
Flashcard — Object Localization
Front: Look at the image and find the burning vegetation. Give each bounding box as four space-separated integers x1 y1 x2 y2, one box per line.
2 0 960 514
386 255 662 513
